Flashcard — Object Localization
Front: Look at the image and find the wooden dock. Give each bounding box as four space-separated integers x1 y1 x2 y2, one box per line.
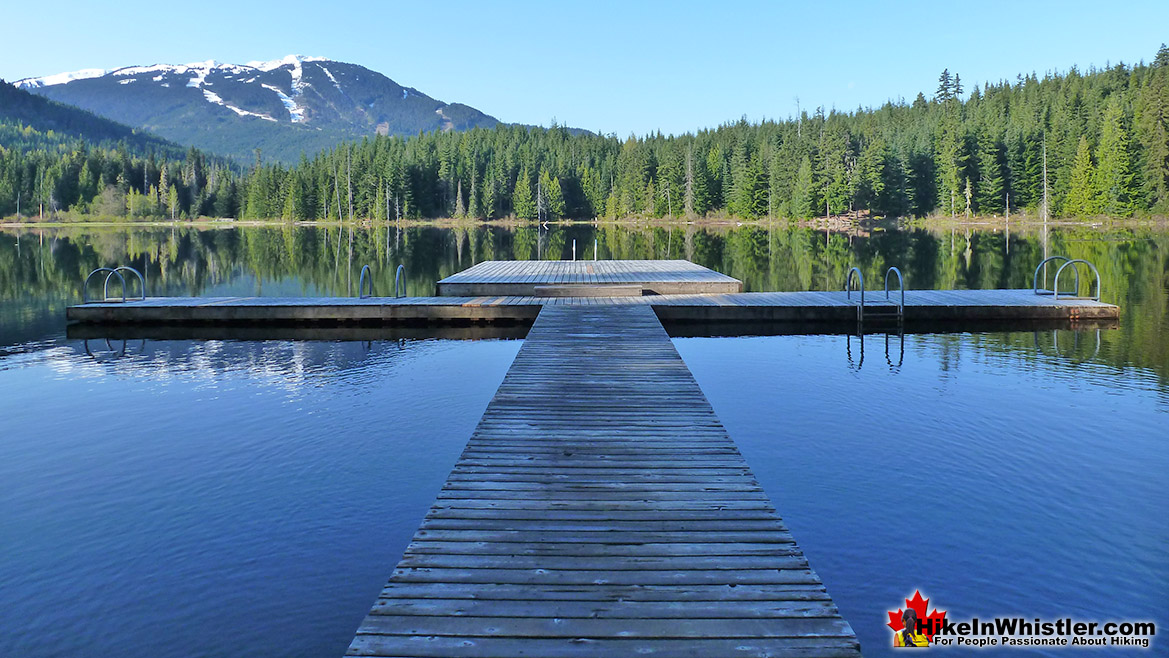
66 258 1118 328
435 260 744 296
347 305 860 658
67 289 1119 326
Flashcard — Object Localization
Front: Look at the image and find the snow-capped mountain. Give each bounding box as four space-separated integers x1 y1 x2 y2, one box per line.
14 55 498 162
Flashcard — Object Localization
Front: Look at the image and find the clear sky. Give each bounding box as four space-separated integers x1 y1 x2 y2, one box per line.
3 0 1166 136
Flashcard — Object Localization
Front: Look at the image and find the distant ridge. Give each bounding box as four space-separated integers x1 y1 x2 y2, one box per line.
14 56 499 162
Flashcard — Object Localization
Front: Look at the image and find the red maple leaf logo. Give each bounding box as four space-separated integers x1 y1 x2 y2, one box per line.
887 590 947 641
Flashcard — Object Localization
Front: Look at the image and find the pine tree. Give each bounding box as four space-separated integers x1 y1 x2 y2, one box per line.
546 173 566 219
513 167 535 219
791 156 816 218
1064 135 1098 216
974 129 1004 213
537 169 565 218
482 166 497 219
684 146 696 217
855 137 887 214
1136 60 1169 210
936 111 968 216
1096 97 1136 215
936 69 953 103
454 179 465 217
468 168 481 219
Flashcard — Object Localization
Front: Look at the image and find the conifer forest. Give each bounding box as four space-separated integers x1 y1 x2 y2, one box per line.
3 46 1168 222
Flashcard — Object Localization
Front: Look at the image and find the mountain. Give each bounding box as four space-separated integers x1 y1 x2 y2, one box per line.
0 81 185 156
14 55 499 163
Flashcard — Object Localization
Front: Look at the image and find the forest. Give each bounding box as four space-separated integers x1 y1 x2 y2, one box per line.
2 45 1168 221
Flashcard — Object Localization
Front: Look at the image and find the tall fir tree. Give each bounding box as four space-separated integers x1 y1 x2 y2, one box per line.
513 167 535 219
1064 135 1099 216
974 129 1005 213
791 156 816 218
1096 97 1136 215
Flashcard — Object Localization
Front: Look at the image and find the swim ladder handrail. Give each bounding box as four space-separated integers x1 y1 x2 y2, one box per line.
845 267 864 305
394 264 406 298
884 266 904 316
104 266 145 301
84 268 126 303
1052 259 1101 301
1033 256 1078 295
845 267 864 322
358 265 374 298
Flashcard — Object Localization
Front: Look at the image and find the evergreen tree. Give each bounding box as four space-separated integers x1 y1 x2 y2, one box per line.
541 170 565 219
1136 59 1169 210
1096 97 1136 215
791 156 816 218
936 69 953 102
855 137 887 214
1064 135 1099 216
482 166 497 219
974 129 1005 213
512 167 535 219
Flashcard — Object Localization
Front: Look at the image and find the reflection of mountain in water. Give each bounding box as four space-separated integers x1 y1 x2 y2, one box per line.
0 223 1165 383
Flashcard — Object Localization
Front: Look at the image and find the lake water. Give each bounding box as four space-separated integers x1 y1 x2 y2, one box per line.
0 221 1165 657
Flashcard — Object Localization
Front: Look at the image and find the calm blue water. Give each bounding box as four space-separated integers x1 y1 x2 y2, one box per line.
677 333 1168 657
0 337 520 656
1 223 1166 656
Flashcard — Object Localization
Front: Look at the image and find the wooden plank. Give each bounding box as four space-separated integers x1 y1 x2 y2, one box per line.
365 597 839 618
346 305 859 657
348 635 862 658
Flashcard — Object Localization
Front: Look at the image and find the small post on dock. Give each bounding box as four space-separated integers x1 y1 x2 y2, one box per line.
594 238 598 261
572 239 577 261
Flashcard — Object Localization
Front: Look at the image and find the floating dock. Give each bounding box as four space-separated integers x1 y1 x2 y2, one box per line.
67 260 1118 327
66 290 1119 326
347 305 861 658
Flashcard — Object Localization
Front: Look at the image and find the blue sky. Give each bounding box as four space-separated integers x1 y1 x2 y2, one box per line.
3 0 1166 136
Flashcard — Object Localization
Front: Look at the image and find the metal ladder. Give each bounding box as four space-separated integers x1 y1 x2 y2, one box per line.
84 266 146 303
355 264 408 298
1033 257 1101 300
846 266 904 328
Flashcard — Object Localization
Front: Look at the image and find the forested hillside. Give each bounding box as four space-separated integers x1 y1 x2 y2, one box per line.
0 82 183 156
3 46 1168 220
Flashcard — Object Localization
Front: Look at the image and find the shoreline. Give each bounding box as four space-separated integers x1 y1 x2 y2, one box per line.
1 213 1166 231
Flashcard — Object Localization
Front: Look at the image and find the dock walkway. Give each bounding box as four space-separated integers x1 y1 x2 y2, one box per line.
347 305 860 658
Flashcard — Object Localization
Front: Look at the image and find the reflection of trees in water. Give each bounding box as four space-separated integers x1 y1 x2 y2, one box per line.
0 223 1165 382
66 338 424 382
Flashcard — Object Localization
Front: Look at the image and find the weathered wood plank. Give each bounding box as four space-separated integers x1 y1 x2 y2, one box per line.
347 635 860 658
346 304 860 657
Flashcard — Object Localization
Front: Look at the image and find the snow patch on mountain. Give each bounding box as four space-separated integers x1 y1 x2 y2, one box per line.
319 65 342 92
202 89 277 122
15 68 107 89
261 83 304 123
245 54 326 72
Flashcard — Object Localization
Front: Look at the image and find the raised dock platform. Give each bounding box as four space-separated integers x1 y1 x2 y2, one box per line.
434 260 744 296
347 305 860 658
